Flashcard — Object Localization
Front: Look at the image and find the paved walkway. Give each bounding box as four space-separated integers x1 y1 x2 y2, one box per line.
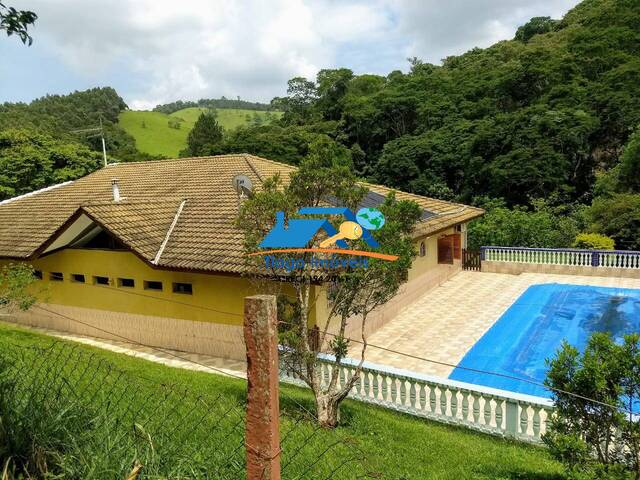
7 322 247 378
358 271 640 378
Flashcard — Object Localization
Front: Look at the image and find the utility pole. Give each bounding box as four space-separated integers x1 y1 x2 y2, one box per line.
99 117 107 167
70 114 108 168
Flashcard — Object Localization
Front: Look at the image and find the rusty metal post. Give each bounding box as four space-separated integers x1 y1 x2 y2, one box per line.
244 295 281 480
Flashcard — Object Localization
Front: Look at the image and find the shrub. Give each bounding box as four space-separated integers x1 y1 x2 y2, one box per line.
467 199 578 249
572 233 615 250
0 263 38 311
588 194 640 251
544 333 640 479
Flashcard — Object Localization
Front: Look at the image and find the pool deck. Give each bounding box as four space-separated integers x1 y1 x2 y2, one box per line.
356 271 640 378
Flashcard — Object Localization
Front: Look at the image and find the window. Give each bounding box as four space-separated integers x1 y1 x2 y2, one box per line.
419 241 426 257
173 282 193 295
93 276 110 286
49 272 63 281
34 270 43 280
71 274 85 283
118 278 135 288
144 280 163 291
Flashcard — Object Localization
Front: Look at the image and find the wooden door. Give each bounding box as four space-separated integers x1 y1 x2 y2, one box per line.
438 236 453 264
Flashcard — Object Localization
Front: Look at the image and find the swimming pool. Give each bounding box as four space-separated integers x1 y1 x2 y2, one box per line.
449 283 640 398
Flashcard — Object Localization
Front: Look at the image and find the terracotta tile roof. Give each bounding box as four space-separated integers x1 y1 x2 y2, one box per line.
82 200 185 262
0 154 483 273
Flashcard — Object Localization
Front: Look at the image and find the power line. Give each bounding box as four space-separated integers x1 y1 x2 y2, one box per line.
321 330 635 415
33 304 245 381
75 281 243 318
29 277 634 414
30 303 320 422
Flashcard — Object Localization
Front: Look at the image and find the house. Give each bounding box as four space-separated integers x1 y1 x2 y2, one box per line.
0 154 483 360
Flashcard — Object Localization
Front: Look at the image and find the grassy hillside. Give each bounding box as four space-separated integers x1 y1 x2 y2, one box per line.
119 108 281 157
0 321 565 479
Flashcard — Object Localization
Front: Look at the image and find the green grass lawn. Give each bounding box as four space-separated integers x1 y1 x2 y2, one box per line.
0 321 565 479
119 108 281 157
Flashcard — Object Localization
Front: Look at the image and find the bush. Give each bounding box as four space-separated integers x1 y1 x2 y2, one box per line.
572 233 615 250
0 263 38 311
544 333 640 479
588 193 640 250
467 198 578 249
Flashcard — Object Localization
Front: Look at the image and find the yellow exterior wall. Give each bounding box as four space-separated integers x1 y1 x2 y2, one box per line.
8 249 255 326
0 223 465 333
409 227 456 281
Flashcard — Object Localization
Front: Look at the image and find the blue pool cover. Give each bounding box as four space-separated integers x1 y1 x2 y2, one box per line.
449 283 640 398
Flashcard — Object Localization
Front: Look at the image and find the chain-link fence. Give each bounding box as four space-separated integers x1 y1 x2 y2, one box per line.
0 339 367 479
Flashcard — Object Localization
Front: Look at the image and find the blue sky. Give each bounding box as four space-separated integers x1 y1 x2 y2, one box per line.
1 0 580 110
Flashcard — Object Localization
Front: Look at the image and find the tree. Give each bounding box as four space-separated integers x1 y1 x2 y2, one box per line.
276 77 318 126
0 87 152 163
588 194 640 251
0 263 38 312
467 198 578 250
620 127 640 192
514 16 559 43
237 138 420 427
315 68 354 121
183 111 223 156
544 333 640 479
0 2 37 45
0 129 102 200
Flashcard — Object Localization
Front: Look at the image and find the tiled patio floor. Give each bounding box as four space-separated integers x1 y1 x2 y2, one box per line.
355 271 640 378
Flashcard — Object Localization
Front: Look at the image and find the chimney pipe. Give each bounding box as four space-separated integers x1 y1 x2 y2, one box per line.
111 179 121 202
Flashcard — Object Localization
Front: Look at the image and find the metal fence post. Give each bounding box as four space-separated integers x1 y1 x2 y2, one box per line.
244 295 281 480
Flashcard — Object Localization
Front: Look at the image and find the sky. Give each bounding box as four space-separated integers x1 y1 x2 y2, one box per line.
0 0 580 110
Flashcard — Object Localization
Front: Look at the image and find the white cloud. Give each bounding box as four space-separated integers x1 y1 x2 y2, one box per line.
391 0 579 63
16 0 580 108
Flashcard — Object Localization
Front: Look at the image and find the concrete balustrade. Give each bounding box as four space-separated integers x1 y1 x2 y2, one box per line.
280 354 553 443
481 246 640 278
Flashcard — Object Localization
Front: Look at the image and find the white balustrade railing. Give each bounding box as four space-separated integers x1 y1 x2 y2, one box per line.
280 354 553 444
481 246 640 270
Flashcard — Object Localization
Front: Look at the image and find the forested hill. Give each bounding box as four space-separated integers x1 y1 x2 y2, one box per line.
0 87 160 200
0 87 149 162
153 97 274 114
1 0 639 250
196 0 639 250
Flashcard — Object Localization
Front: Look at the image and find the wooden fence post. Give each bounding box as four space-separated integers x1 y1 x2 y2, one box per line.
244 295 281 480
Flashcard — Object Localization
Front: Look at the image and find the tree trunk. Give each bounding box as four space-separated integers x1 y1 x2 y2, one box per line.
315 393 341 429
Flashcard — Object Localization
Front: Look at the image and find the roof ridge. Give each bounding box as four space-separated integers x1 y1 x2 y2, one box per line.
152 199 187 265
0 181 74 206
242 154 264 183
105 154 255 168
81 198 186 207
